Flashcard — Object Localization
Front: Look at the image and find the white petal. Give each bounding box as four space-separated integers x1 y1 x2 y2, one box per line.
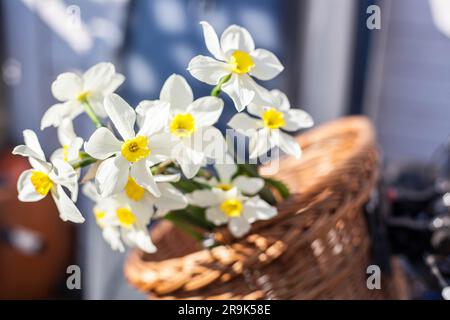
283 109 314 131
242 76 274 107
187 96 224 128
271 130 301 159
13 145 42 161
153 183 188 211
154 173 180 183
41 104 66 130
214 186 239 201
136 100 157 126
94 199 119 226
57 119 76 145
12 134 51 172
243 196 277 222
200 21 225 60
50 148 64 164
215 162 237 183
130 160 160 197
23 129 45 160
233 176 264 195
249 49 284 80
12 145 51 172
124 228 156 253
52 185 85 223
104 93 136 140
188 189 219 207
159 74 193 113
247 103 265 118
11 144 33 161
221 74 255 111
82 62 115 92
84 127 121 160
179 161 202 179
173 138 207 174
135 100 169 128
50 159 79 201
95 156 129 197
227 113 261 136
87 98 108 118
127 199 154 225
104 73 125 94
270 89 290 111
103 226 125 252
205 207 228 225
66 137 84 162
190 127 227 161
187 55 231 85
130 198 155 221
82 181 100 203
149 132 178 160
51 72 83 101
228 216 251 238
220 25 255 57
175 148 202 177
249 129 272 159
41 102 81 130
137 101 170 136
17 169 47 202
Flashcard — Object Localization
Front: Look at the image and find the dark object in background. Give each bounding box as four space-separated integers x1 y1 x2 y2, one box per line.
0 149 75 299
371 137 450 299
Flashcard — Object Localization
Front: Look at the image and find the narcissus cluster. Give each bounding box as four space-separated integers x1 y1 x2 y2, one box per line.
13 22 312 253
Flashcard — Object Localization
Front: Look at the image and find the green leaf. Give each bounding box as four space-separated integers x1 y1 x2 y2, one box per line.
264 178 290 200
171 177 211 193
166 206 215 231
235 164 259 177
171 180 199 193
258 185 277 205
162 215 204 241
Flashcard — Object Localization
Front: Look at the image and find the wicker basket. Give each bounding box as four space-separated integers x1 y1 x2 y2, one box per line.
124 116 403 299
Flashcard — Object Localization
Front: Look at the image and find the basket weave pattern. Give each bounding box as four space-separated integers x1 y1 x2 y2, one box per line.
125 116 398 299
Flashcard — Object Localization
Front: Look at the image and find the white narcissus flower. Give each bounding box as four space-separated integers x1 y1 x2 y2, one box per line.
228 89 313 159
50 118 83 164
188 21 284 111
83 182 170 253
41 62 125 129
84 93 175 198
12 130 85 223
116 175 188 218
189 187 276 238
136 74 226 179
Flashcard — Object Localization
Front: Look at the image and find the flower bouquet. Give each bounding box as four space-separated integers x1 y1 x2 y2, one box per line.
13 22 392 299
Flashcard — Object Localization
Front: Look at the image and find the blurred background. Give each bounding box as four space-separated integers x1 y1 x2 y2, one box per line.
0 0 449 299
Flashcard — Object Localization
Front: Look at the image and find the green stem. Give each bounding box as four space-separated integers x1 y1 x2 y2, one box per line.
71 156 97 170
211 74 231 97
197 167 213 180
82 100 103 128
